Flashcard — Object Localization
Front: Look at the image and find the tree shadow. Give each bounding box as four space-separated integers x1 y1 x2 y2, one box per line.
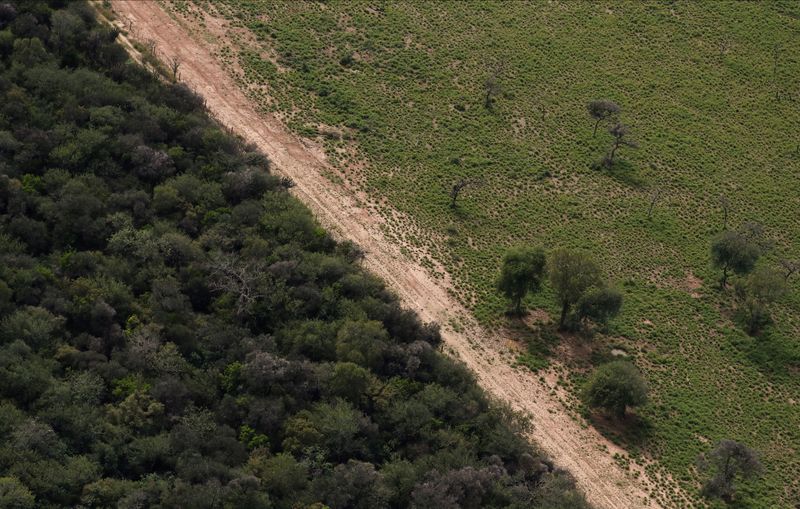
505 311 611 373
505 312 560 371
726 499 758 509
449 203 476 222
594 159 645 188
736 331 800 382
588 409 654 449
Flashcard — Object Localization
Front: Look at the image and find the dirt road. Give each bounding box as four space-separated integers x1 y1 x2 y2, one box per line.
104 2 679 507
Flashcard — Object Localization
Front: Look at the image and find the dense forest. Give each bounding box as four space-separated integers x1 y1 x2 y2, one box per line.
0 2 589 507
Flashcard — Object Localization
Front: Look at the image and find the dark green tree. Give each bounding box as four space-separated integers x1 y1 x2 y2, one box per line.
246 451 308 502
537 472 591 509
734 267 787 335
583 360 648 419
0 306 65 352
310 460 389 509
698 440 762 504
548 248 602 330
484 72 502 110
497 246 546 315
711 226 765 288
0 476 36 509
328 362 371 405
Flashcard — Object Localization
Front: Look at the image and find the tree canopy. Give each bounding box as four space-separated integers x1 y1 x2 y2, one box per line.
582 360 648 419
497 246 546 315
547 248 622 331
734 267 787 335
698 440 762 503
586 99 619 137
711 224 767 288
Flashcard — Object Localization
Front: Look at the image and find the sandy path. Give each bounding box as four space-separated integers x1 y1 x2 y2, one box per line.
102 2 678 507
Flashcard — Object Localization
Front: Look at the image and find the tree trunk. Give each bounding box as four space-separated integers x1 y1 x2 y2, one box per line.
721 455 734 500
559 301 569 330
593 119 600 137
608 141 619 164
720 265 729 288
747 303 762 335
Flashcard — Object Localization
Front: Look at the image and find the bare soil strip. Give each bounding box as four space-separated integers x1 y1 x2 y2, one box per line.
104 2 679 507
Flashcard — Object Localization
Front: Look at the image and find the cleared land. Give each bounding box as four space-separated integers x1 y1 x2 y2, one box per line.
126 1 799 507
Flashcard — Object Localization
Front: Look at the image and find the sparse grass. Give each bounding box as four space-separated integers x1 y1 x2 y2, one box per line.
162 1 800 506
515 352 548 373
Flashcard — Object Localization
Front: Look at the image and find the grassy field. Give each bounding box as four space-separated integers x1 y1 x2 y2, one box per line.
164 1 800 506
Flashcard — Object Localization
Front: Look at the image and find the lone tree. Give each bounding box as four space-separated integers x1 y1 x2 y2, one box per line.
735 267 787 335
587 99 620 137
603 123 638 167
497 247 547 315
698 440 762 504
711 224 768 288
548 248 602 330
582 360 648 419
647 188 662 220
484 73 502 110
449 177 481 208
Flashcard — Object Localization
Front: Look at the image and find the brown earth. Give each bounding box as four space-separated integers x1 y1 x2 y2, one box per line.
100 2 689 507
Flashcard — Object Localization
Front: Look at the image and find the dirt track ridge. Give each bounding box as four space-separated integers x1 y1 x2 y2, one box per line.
103 2 678 507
